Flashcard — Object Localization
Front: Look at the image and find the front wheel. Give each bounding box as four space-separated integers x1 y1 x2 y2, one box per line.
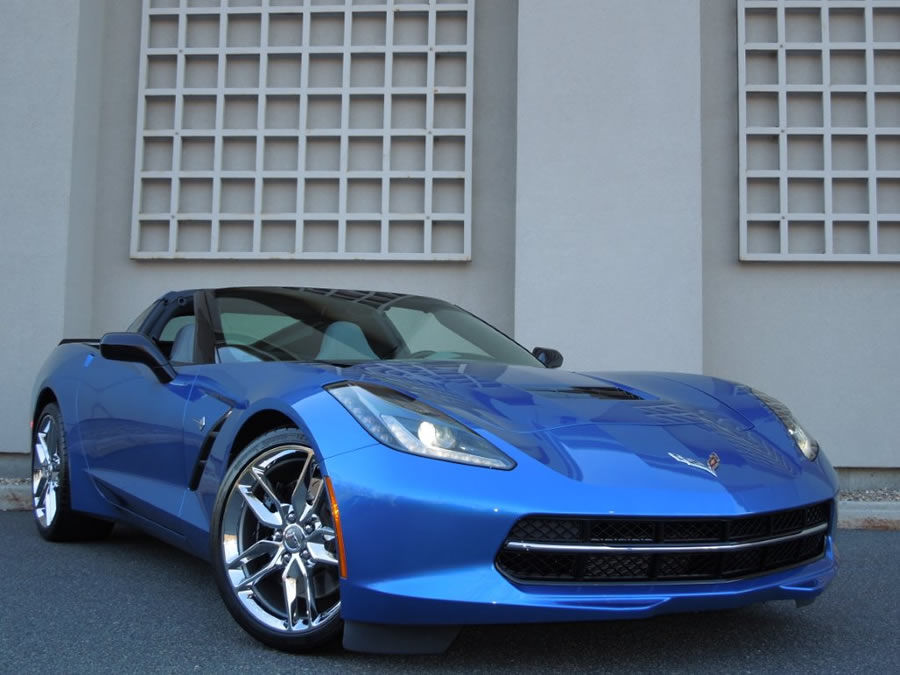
210 429 343 652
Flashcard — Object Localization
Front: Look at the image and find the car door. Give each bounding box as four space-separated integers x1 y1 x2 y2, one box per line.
77 295 198 535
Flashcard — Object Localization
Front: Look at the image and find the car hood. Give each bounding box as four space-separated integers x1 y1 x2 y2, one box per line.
346 361 752 434
343 361 814 489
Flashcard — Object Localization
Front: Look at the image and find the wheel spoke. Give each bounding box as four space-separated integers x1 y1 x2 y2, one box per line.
35 433 50 467
237 485 283 529
312 526 334 539
44 483 57 525
282 557 300 628
298 561 318 625
289 454 314 515
33 471 48 506
227 539 279 570
250 466 284 513
34 476 49 508
307 540 338 567
235 555 282 592
299 478 325 524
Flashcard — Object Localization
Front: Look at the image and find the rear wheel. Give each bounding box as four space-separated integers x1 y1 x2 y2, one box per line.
210 429 342 651
32 403 113 541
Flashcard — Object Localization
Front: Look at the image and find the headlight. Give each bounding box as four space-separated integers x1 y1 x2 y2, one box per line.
751 389 819 461
326 382 516 470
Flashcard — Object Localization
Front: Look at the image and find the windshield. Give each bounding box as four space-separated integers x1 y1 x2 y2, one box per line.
212 288 542 367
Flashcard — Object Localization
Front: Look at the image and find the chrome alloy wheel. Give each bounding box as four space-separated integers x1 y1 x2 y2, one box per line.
221 445 341 634
32 414 61 528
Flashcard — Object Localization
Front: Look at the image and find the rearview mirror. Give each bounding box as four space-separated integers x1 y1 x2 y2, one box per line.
100 332 177 383
532 347 564 369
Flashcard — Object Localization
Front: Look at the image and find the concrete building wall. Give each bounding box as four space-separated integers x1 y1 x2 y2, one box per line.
0 1 86 452
90 0 520 339
514 0 704 372
65 0 106 339
700 0 900 468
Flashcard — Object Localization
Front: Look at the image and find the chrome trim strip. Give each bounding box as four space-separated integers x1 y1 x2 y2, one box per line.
504 522 828 554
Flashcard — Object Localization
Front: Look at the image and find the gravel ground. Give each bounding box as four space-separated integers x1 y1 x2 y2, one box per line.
0 476 27 485
839 488 900 502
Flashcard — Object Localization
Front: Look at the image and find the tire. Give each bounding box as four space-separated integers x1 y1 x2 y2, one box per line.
32 403 114 541
210 428 343 652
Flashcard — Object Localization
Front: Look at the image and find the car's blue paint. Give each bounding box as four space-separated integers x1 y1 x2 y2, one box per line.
31 332 838 627
77 356 196 534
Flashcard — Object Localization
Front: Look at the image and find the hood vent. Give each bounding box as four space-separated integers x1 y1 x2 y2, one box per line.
529 386 642 401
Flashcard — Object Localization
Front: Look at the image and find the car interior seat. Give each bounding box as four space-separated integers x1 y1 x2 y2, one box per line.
169 322 196 363
315 321 378 361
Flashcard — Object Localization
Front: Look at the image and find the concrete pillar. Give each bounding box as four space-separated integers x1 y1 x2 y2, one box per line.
514 0 703 373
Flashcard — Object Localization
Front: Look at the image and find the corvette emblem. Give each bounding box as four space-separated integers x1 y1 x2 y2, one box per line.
668 451 720 477
194 416 206 431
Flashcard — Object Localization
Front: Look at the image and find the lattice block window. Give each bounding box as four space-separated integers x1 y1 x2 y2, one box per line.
738 0 900 261
132 0 474 260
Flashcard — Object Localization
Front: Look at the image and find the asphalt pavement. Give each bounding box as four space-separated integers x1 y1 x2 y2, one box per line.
1 511 898 675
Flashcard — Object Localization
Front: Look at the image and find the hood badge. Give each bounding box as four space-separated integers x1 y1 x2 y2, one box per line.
668 451 721 477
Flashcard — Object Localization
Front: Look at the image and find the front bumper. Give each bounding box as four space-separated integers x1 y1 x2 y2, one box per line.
324 442 839 626
341 540 836 625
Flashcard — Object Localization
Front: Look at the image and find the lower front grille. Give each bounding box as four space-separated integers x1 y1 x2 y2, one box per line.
496 501 831 583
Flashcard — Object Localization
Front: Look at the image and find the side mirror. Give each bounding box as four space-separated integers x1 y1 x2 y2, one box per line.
532 346 564 369
99 332 177 383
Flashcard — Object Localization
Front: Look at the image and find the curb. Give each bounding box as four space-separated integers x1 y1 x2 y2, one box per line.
837 501 900 531
1 481 898 529
0 482 30 512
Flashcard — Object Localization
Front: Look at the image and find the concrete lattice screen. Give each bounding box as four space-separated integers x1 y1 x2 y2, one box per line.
739 0 900 261
132 0 474 260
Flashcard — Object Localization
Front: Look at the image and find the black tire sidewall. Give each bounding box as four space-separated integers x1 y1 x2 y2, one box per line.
209 428 343 652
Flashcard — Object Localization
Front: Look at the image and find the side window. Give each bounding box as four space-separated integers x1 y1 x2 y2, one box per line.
126 301 156 333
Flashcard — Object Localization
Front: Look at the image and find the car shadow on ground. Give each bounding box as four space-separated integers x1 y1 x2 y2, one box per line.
101 523 836 672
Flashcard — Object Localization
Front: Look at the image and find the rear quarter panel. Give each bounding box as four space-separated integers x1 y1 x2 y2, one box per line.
31 343 118 518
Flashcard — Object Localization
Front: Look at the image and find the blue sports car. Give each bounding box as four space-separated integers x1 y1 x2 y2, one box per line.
30 287 838 653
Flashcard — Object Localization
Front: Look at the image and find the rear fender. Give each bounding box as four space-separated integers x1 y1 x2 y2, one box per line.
31 344 118 519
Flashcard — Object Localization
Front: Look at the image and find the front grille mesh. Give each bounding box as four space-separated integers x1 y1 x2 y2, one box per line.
496 501 831 583
509 518 582 542
585 553 650 580
590 520 655 543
